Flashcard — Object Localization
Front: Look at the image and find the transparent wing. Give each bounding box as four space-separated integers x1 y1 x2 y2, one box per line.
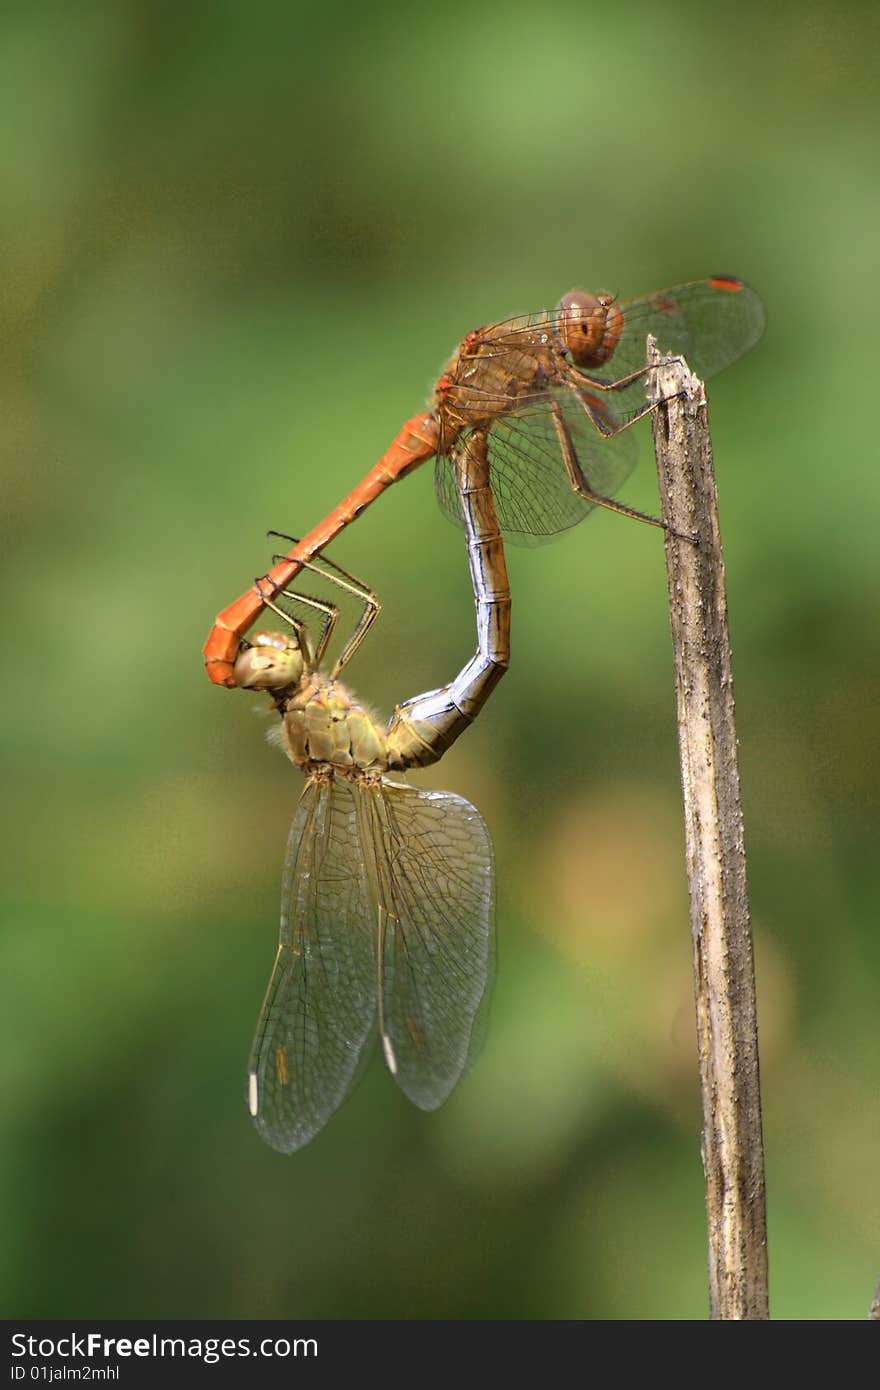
435 384 638 545
585 275 766 386
481 276 765 389
247 777 377 1153
434 278 763 543
356 782 495 1111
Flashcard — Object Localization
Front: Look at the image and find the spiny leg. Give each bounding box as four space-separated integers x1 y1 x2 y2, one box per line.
255 573 338 669
268 533 381 676
574 354 683 398
552 396 695 544
562 352 688 436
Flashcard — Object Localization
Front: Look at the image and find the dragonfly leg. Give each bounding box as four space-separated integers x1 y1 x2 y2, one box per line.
577 357 682 395
566 356 691 444
256 573 337 669
385 430 510 768
553 398 696 542
268 534 381 676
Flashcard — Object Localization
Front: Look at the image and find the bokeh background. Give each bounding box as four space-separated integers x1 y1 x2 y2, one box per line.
3 0 878 1321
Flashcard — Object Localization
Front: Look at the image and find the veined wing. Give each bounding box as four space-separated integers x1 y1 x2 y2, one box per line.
435 278 763 544
584 275 765 387
479 277 765 390
435 384 638 545
247 776 376 1153
355 781 495 1110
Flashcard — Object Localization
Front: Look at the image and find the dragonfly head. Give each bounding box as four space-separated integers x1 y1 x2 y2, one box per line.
556 289 623 368
234 630 306 690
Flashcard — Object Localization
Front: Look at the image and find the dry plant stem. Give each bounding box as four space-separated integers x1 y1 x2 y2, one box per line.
648 341 769 1320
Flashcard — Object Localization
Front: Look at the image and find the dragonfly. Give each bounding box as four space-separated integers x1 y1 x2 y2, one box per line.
204 275 764 704
204 275 761 689
235 548 494 1153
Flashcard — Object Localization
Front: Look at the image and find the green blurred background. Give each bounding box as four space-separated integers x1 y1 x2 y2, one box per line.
3 0 878 1320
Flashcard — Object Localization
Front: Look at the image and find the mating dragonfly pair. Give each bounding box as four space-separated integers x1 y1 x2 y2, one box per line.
205 276 765 1153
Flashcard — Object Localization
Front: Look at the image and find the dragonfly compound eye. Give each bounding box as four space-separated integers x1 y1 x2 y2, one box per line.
234 631 305 689
556 289 623 368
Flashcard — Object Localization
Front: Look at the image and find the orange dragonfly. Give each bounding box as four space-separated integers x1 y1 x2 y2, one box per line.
235 551 494 1152
204 275 763 699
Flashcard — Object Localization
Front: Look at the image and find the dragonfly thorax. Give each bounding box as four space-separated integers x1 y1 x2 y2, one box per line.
236 630 389 774
435 322 555 438
281 673 389 777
